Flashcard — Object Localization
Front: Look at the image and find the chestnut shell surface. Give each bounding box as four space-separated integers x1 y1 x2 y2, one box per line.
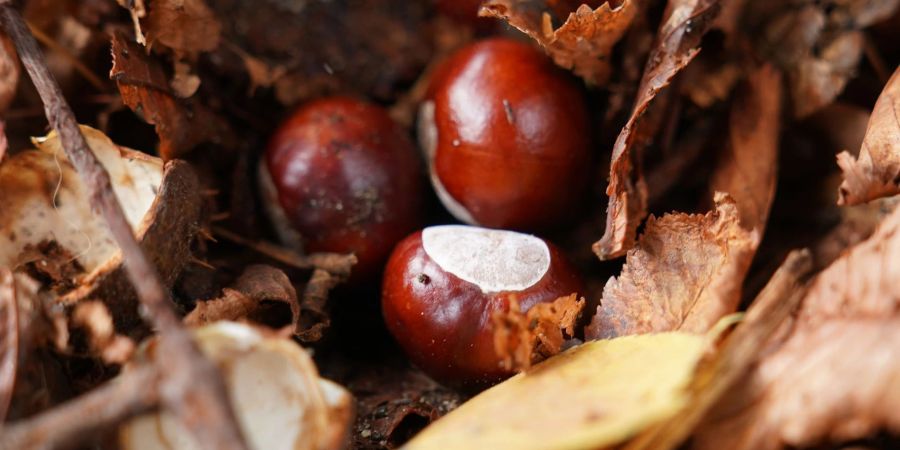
421 38 591 231
381 228 585 386
263 97 423 281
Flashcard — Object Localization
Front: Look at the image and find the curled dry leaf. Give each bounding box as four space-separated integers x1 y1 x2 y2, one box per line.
491 293 585 372
593 0 721 260
0 125 201 332
694 203 900 450
145 0 221 54
837 66 900 206
184 264 299 328
405 332 707 450
586 194 759 339
709 64 781 232
121 322 354 450
480 0 636 85
110 33 231 161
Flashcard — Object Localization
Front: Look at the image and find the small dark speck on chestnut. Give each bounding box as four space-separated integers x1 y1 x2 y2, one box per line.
381 225 585 387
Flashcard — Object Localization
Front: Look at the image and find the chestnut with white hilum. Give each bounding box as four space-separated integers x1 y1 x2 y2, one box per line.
418 38 591 232
381 225 584 386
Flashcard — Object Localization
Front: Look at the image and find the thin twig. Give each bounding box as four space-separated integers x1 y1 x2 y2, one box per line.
0 5 248 450
213 226 357 277
0 364 161 450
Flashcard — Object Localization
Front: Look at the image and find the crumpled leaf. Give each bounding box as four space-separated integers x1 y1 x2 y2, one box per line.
145 0 221 54
405 332 707 450
481 0 637 85
184 264 299 328
110 33 231 160
837 66 900 205
586 194 759 339
694 203 900 450
491 294 585 372
709 64 782 232
593 0 721 260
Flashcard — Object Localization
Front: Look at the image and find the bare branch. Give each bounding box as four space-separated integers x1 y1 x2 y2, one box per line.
0 364 160 450
0 5 248 450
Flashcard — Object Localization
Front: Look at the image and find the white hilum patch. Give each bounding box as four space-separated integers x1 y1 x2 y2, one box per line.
422 225 550 293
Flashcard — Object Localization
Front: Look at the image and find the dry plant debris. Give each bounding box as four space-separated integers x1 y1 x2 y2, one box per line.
593 0 721 260
695 203 900 449
481 0 637 85
837 66 900 205
491 293 585 371
585 194 758 338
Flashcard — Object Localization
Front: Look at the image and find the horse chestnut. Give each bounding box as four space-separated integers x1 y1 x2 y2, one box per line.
381 225 584 386
419 38 591 231
260 97 423 282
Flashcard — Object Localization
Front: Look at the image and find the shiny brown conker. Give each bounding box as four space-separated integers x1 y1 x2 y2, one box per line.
261 97 423 282
381 225 585 386
419 38 592 232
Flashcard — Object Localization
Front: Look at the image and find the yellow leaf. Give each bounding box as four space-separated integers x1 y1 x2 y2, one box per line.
404 332 706 450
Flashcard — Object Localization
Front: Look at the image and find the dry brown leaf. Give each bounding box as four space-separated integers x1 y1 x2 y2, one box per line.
145 0 221 54
694 203 900 450
491 294 585 372
593 0 721 260
837 66 900 205
184 265 299 328
480 0 637 85
623 250 812 450
695 318 900 450
585 194 759 339
709 65 782 232
110 33 231 160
